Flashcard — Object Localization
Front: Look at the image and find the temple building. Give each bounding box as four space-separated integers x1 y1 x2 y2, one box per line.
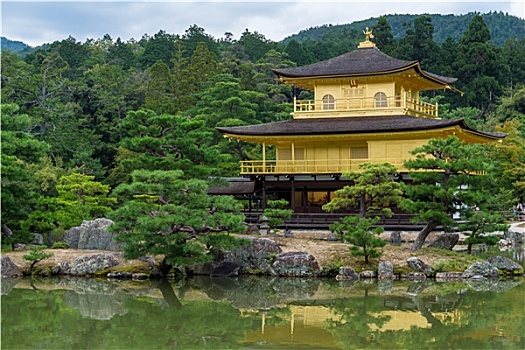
215 30 505 215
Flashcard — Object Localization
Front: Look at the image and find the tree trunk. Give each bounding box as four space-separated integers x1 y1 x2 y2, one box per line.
467 242 473 255
359 194 366 218
158 279 182 308
411 221 437 250
2 224 14 250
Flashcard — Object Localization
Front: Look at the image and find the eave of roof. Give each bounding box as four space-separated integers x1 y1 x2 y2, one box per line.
271 47 457 86
216 115 505 140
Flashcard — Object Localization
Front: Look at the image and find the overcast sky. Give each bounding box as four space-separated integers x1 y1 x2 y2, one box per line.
2 1 524 47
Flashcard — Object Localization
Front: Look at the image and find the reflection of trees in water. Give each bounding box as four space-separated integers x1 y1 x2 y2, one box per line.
188 275 321 310
3 276 523 349
325 280 524 349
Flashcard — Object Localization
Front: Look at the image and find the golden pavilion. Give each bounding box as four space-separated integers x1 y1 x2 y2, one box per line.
216 31 505 215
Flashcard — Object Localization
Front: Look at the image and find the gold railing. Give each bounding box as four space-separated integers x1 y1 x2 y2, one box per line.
240 159 407 174
294 96 438 118
240 159 487 175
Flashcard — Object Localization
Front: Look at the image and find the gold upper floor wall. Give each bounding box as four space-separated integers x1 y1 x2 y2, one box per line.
291 71 445 119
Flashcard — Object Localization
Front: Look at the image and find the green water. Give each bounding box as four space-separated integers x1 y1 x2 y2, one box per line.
1 276 524 349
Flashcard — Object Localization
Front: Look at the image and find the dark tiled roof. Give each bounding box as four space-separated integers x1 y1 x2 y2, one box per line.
216 115 505 139
271 47 457 85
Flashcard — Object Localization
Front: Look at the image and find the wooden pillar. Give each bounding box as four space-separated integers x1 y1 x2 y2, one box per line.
262 142 266 172
290 178 295 211
302 188 308 213
262 180 267 210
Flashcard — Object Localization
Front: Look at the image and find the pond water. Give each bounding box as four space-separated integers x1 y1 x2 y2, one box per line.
1 275 524 349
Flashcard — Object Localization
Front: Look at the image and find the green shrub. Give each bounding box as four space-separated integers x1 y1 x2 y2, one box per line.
51 241 69 249
22 245 54 273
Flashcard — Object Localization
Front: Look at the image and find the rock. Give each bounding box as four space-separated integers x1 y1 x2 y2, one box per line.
13 243 27 251
132 273 148 280
1 256 22 278
428 233 459 250
32 233 44 245
389 231 402 246
498 238 512 248
271 251 320 277
407 257 434 276
69 254 119 276
244 224 259 235
403 272 426 281
378 260 394 279
107 272 133 279
195 237 282 276
60 262 70 275
284 229 295 238
486 256 523 274
64 218 122 251
359 270 377 279
463 261 499 279
335 266 359 281
51 265 62 275
436 272 464 282
505 230 524 244
211 262 241 277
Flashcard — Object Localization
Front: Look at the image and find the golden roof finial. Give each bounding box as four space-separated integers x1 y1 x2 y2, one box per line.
358 27 376 48
364 27 374 41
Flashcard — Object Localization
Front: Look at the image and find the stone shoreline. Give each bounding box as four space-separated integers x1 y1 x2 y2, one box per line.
2 237 523 282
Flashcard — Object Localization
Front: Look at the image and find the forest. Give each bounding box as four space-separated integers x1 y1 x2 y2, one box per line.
2 14 525 263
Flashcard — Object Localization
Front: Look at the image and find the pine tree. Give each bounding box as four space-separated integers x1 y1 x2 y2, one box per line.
400 136 497 250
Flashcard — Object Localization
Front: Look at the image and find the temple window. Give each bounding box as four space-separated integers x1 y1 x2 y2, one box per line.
374 92 387 107
322 94 335 110
351 146 368 159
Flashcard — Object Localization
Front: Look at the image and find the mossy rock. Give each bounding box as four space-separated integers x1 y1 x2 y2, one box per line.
95 263 151 277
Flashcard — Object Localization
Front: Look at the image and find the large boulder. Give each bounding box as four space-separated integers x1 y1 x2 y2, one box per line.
64 219 122 251
198 237 282 276
486 256 523 275
436 272 464 282
428 233 459 250
378 260 394 280
69 254 119 276
407 257 434 277
463 261 499 279
271 251 320 277
211 262 241 277
32 233 44 245
1 256 22 278
389 231 402 246
336 266 359 281
232 237 282 273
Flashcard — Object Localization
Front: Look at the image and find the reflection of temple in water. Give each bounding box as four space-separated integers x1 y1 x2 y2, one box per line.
240 298 464 347
241 305 341 348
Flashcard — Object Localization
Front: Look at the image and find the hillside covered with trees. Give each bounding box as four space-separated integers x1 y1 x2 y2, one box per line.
2 14 524 263
284 11 525 46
